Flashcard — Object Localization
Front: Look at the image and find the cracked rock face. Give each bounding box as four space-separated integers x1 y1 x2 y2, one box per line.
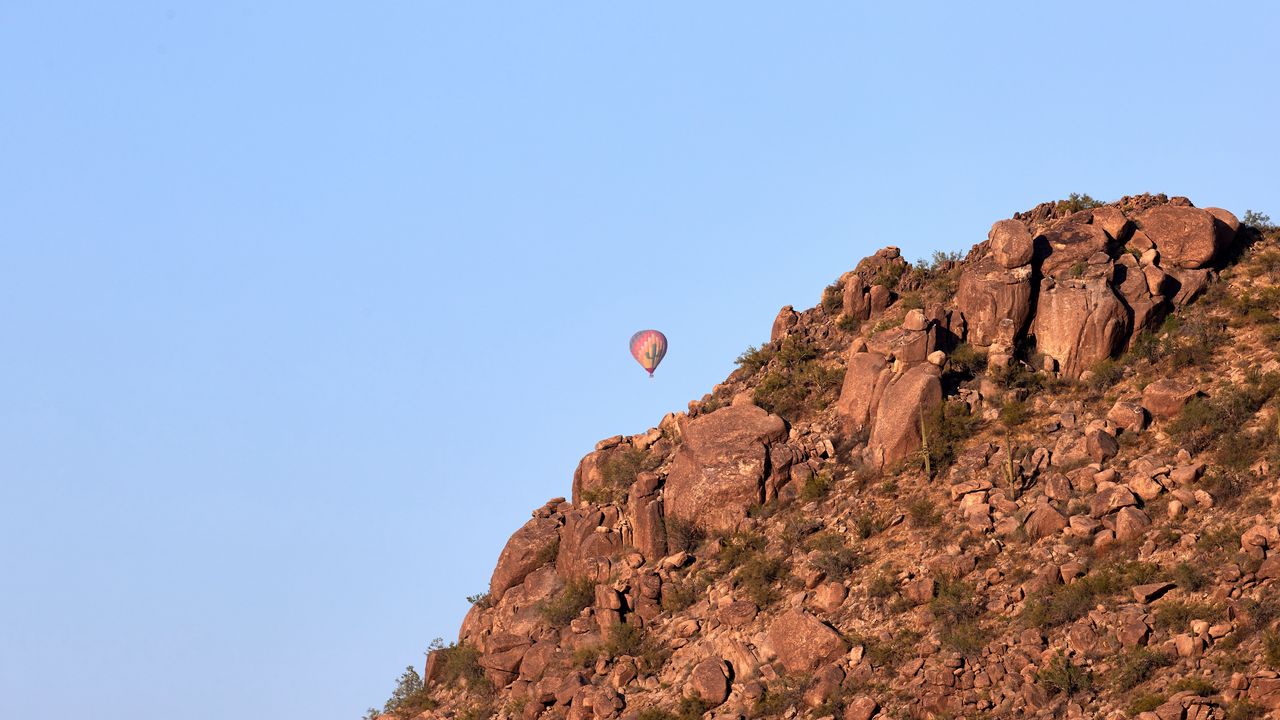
663 403 788 534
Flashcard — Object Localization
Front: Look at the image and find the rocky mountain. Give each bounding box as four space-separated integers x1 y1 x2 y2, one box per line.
371 195 1280 720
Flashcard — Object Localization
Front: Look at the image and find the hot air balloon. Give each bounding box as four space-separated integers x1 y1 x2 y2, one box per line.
630 330 667 377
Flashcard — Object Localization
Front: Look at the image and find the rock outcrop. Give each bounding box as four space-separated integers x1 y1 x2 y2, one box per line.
379 193 1277 720
664 403 788 533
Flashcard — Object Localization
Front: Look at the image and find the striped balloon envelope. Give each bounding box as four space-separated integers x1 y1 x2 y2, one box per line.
629 330 668 377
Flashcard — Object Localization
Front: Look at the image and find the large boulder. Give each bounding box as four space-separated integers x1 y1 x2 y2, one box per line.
954 255 1033 348
1137 205 1232 269
626 472 666 562
489 517 562 602
1034 213 1115 279
1142 378 1197 419
556 507 626 580
866 362 942 468
764 608 849 674
989 219 1034 269
771 305 798 342
689 658 731 705
664 404 788 533
835 350 890 438
1033 274 1130 379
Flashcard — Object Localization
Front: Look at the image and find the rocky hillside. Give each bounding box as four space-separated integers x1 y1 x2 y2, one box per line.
371 195 1280 720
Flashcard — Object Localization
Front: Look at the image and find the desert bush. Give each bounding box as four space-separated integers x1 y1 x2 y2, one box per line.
837 313 861 332
822 281 843 313
931 578 989 653
1111 647 1172 691
718 531 767 569
752 338 843 418
947 343 988 377
1152 600 1223 632
466 592 492 609
430 639 490 693
1022 561 1160 628
1087 358 1124 391
1170 677 1216 696
1056 192 1104 213
1264 630 1280 668
999 399 1029 427
539 578 595 627
735 344 774 373
906 496 942 527
1171 561 1209 591
735 553 788 607
853 628 922 668
921 400 982 474
1126 694 1166 716
660 571 710 614
664 516 703 554
379 665 438 717
800 472 833 502
1224 699 1268 720
1037 652 1091 695
1244 209 1276 231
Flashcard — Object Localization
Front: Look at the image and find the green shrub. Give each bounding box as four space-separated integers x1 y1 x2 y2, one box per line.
466 592 492 609
539 578 595 627
872 262 906 288
1170 677 1216 696
822 282 843 313
718 531 767 569
947 343 988 377
931 578 989 653
837 313 861 332
1022 561 1161 628
854 512 885 539
1153 601 1223 632
1037 652 1091 695
1224 699 1268 720
735 554 788 607
1111 648 1172 691
999 399 1029 427
664 516 702 554
921 400 982 475
1243 209 1276 231
1171 561 1209 591
1056 193 1104 214
899 293 924 310
1087 358 1123 391
800 472 833 502
906 496 941 527
735 344 774 373
854 628 922 668
1126 694 1166 716
661 571 710 614
379 665 438 717
1264 630 1280 667
430 639 490 693
751 337 843 418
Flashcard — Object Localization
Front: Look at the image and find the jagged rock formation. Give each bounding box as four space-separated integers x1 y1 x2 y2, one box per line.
375 195 1280 720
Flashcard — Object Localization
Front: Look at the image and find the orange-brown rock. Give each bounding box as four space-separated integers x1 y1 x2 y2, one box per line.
1034 213 1114 279
689 658 730 705
989 219 1034 269
1033 274 1129 379
664 404 788 533
1137 205 1230 269
954 254 1033 348
1142 378 1197 419
490 516 562 602
834 350 890 438
764 608 849 674
771 305 798 342
865 362 942 468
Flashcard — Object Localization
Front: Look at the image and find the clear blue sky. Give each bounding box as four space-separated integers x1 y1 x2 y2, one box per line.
1 3 1276 718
